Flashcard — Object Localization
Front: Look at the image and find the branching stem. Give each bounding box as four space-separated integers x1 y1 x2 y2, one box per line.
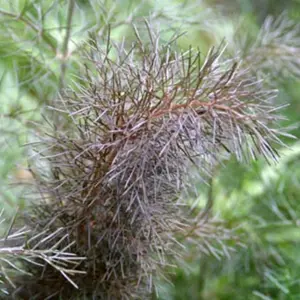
0 8 57 52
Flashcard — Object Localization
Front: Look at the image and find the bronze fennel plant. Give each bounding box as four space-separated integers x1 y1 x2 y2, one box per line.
1 20 292 299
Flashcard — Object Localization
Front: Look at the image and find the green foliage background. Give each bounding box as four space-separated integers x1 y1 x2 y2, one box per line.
0 0 300 299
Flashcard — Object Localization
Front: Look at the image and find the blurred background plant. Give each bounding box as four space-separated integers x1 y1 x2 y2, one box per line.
0 0 300 299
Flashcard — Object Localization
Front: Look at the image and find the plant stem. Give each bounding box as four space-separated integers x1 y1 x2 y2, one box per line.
0 8 57 52
59 0 75 88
